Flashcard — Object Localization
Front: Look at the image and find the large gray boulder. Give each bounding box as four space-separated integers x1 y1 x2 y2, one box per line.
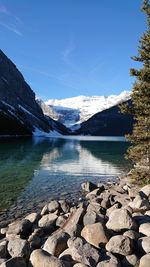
106 235 133 256
48 200 60 213
128 195 150 212
63 207 84 237
67 237 100 267
38 213 58 228
139 253 150 267
43 229 69 257
8 238 30 261
81 222 109 248
106 208 136 232
29 249 65 267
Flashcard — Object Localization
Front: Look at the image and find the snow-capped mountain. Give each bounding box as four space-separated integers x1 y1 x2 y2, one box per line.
45 91 131 129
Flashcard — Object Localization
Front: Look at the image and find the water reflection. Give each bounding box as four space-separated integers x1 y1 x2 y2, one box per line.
0 137 130 225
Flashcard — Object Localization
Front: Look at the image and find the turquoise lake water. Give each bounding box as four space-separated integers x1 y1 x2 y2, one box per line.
0 136 130 226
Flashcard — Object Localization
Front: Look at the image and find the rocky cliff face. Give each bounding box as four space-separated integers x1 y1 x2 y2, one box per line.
75 101 133 136
0 50 69 136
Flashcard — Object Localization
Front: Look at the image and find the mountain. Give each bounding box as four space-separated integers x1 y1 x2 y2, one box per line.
45 91 131 129
74 100 133 136
0 50 69 136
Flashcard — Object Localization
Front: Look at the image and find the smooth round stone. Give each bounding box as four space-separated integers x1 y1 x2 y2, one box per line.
139 223 150 236
139 253 150 267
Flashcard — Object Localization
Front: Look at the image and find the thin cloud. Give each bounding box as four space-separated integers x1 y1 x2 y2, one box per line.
0 3 23 36
62 40 76 64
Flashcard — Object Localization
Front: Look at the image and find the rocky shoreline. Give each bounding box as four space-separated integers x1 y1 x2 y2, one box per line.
0 178 150 266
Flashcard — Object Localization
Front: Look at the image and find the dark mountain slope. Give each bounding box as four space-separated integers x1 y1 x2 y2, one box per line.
0 50 69 136
75 101 133 136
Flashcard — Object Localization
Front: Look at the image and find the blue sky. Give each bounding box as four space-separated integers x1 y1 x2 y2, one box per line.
0 0 146 100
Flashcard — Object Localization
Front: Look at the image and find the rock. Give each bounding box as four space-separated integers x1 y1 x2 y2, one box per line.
38 213 58 228
87 202 101 214
29 249 65 267
97 252 120 267
114 194 130 207
128 188 139 199
145 210 150 216
48 200 60 213
0 257 26 267
81 181 97 192
25 213 41 224
56 215 67 228
139 253 150 267
0 228 8 236
0 259 7 265
86 188 102 199
74 264 88 267
41 204 49 216
59 200 70 213
123 230 140 240
8 238 30 261
140 185 150 198
106 235 133 256
128 195 150 212
83 210 104 226
122 254 139 267
106 208 136 232
28 235 41 249
63 207 84 236
6 219 32 239
59 248 74 263
0 240 8 258
99 192 111 209
43 229 69 257
32 227 44 237
138 236 150 253
139 223 150 236
106 203 121 217
67 237 100 267
133 214 150 226
81 222 109 248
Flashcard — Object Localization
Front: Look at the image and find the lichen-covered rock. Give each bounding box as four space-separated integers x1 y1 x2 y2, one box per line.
81 222 109 248
67 237 100 267
106 235 133 256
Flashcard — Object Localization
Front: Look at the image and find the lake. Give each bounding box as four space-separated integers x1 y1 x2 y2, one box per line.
0 136 130 226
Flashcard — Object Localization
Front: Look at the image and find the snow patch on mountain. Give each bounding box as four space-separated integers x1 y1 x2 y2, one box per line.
45 91 131 128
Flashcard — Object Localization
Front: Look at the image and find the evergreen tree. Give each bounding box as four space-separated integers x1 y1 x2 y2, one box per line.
121 0 150 184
